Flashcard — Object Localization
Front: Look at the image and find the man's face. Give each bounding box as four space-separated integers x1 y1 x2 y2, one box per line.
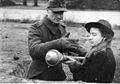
47 9 64 24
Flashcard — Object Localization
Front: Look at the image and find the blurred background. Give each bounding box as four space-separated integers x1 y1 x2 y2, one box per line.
0 0 120 10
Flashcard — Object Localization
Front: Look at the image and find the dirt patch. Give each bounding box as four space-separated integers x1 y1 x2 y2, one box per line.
0 22 120 83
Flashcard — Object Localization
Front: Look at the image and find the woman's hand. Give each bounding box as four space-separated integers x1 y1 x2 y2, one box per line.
63 56 85 72
63 56 76 64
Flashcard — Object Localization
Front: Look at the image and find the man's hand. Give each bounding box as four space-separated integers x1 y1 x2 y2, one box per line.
60 32 86 56
59 32 80 50
68 45 87 56
63 32 70 38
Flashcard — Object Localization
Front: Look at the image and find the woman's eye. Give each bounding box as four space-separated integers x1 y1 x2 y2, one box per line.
92 32 97 36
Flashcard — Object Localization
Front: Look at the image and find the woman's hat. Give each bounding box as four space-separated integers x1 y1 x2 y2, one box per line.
47 0 67 12
85 20 114 37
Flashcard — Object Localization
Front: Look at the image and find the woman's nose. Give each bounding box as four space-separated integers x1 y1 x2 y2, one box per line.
89 35 93 41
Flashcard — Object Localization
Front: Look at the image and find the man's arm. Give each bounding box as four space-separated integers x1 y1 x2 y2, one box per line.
28 25 61 60
28 25 79 60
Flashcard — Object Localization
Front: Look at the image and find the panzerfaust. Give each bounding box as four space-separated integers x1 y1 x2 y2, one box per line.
45 49 85 66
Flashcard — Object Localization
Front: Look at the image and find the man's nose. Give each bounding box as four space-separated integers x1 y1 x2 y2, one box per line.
58 14 63 19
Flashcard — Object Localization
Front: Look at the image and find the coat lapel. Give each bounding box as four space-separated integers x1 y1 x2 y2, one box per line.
43 16 59 35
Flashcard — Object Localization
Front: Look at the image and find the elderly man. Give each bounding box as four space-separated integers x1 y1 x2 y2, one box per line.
26 0 85 81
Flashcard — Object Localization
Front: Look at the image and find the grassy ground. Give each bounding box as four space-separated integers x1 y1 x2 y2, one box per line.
0 21 120 83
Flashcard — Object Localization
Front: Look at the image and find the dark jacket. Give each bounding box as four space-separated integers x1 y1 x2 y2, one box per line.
26 16 67 81
71 48 116 83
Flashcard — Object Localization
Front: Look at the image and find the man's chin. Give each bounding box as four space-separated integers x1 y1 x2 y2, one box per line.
54 21 61 24
54 20 62 24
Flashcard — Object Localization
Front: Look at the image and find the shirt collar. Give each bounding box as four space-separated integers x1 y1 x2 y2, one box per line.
43 15 59 35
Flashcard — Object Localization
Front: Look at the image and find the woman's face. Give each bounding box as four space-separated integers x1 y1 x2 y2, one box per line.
88 27 104 47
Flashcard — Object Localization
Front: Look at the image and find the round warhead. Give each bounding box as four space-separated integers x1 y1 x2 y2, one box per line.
45 49 63 66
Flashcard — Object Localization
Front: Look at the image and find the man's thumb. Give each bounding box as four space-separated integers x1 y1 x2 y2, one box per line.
63 32 70 38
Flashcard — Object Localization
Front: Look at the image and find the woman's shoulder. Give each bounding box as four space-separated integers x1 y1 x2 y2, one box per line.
94 48 106 56
95 48 114 58
93 48 107 58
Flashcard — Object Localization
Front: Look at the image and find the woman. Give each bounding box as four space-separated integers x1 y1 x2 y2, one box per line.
66 20 116 83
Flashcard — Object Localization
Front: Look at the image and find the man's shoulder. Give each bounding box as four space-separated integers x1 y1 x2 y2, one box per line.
32 20 43 28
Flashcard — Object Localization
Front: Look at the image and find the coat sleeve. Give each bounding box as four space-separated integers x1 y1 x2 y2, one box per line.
28 25 61 60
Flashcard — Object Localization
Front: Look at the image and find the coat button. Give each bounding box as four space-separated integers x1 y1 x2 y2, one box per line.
95 78 98 80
